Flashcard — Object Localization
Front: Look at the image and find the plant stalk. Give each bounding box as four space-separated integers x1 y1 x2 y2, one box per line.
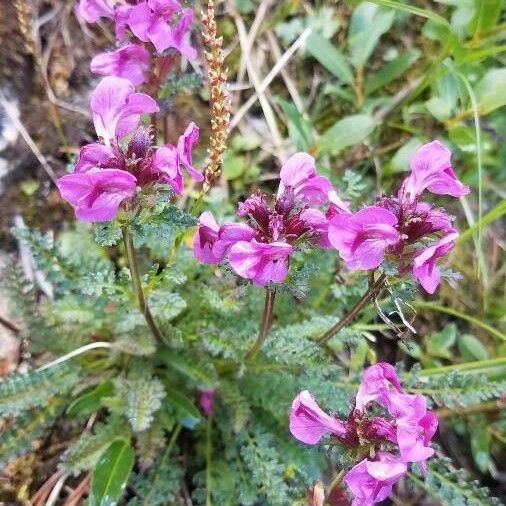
246 289 276 360
122 227 164 344
317 273 387 346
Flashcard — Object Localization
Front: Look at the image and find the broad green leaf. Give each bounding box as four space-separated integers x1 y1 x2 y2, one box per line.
89 440 134 506
165 389 202 429
368 0 453 31
475 68 506 115
427 324 457 359
223 153 247 180
458 334 489 361
426 74 459 121
385 137 423 175
348 3 395 68
277 97 313 151
470 416 492 473
317 114 377 154
469 0 502 37
305 32 354 84
67 382 114 417
365 50 420 95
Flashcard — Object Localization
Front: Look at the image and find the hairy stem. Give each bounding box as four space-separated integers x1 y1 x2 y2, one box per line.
317 273 387 346
122 227 164 344
206 415 213 506
326 469 346 498
246 289 276 360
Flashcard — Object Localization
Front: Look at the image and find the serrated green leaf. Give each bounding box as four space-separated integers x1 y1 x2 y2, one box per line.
89 439 135 506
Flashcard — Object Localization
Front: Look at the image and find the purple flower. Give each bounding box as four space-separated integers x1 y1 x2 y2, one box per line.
299 209 331 248
289 390 346 445
127 0 196 56
193 212 255 264
412 232 458 294
91 76 158 145
328 206 401 270
151 122 201 194
228 240 293 286
76 0 114 23
290 363 437 505
278 152 333 206
165 8 198 59
399 141 470 203
74 143 118 173
344 452 407 506
193 211 221 264
355 362 404 412
200 389 215 417
91 44 150 86
57 169 137 221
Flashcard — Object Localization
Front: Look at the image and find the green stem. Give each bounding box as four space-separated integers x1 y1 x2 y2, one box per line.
122 227 164 344
317 273 387 346
420 356 506 375
413 301 506 342
246 289 276 360
206 415 213 506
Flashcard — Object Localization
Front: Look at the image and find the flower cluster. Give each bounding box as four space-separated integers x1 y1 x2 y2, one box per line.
328 141 469 293
193 153 349 285
290 363 437 505
57 76 201 221
194 141 468 293
78 0 197 86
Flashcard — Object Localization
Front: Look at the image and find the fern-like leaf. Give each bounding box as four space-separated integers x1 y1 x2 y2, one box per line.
0 364 81 417
409 456 502 505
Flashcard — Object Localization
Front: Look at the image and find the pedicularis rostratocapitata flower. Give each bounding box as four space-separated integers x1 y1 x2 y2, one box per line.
194 142 469 293
290 363 438 505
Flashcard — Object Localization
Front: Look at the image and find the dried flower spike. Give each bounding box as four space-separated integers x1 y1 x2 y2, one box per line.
201 0 230 192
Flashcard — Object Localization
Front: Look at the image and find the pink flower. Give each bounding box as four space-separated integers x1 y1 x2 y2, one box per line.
200 389 215 417
91 44 150 86
289 390 346 445
299 209 331 248
228 240 293 285
412 232 458 294
290 363 437 504
193 211 221 264
91 77 158 145
278 152 333 206
344 452 407 506
165 9 198 59
355 363 437 468
399 141 470 203
127 0 196 56
74 143 118 173
328 206 401 270
355 362 403 412
151 122 201 194
193 212 255 264
76 0 114 23
57 169 137 221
